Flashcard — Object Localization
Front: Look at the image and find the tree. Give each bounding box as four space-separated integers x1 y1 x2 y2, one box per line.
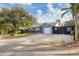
64 20 74 26
61 3 79 41
0 7 36 36
74 4 78 41
0 8 11 35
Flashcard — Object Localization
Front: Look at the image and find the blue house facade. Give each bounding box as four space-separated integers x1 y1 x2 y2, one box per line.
40 23 74 35
20 22 74 35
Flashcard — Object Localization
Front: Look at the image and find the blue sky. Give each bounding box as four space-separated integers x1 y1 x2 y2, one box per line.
0 3 71 23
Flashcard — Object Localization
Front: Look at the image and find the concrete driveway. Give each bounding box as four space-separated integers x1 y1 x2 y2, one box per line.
0 34 75 56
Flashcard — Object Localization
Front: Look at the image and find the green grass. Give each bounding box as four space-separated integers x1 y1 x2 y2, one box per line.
1 32 37 39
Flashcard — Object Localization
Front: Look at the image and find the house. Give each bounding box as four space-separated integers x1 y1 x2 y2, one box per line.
40 20 64 34
20 20 74 35
40 20 74 35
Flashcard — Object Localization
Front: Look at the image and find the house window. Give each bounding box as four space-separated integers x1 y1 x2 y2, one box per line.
67 27 71 31
55 28 57 30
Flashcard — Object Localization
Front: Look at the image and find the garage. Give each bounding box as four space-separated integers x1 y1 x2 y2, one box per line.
43 28 52 34
40 23 53 34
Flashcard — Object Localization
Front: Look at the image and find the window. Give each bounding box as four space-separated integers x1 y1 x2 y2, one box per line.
55 28 57 30
67 27 71 31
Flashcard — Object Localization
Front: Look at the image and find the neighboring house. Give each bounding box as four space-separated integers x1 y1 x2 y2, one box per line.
19 23 41 33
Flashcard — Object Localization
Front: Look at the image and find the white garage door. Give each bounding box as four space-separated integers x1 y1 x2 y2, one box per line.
44 28 52 34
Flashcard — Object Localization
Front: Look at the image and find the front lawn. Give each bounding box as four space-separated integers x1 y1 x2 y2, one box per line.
0 33 37 39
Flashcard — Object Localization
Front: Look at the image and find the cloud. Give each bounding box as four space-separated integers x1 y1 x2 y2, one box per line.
58 3 71 8
35 3 71 23
36 9 43 16
15 3 32 7
0 3 32 11
21 3 32 6
35 4 55 23
47 3 55 13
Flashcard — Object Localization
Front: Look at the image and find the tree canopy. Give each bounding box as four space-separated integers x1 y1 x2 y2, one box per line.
0 7 36 35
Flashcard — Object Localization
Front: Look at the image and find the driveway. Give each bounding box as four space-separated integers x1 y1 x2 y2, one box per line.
0 34 76 56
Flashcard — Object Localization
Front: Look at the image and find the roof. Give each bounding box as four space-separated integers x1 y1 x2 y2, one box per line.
30 23 41 27
40 23 52 27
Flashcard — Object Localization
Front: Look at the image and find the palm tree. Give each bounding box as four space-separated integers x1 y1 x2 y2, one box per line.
74 4 78 42
61 3 79 41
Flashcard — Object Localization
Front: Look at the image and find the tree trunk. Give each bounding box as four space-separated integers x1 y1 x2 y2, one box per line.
74 4 78 41
74 16 78 41
9 32 14 38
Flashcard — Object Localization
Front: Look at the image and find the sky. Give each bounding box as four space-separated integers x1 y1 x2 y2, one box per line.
0 3 72 23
